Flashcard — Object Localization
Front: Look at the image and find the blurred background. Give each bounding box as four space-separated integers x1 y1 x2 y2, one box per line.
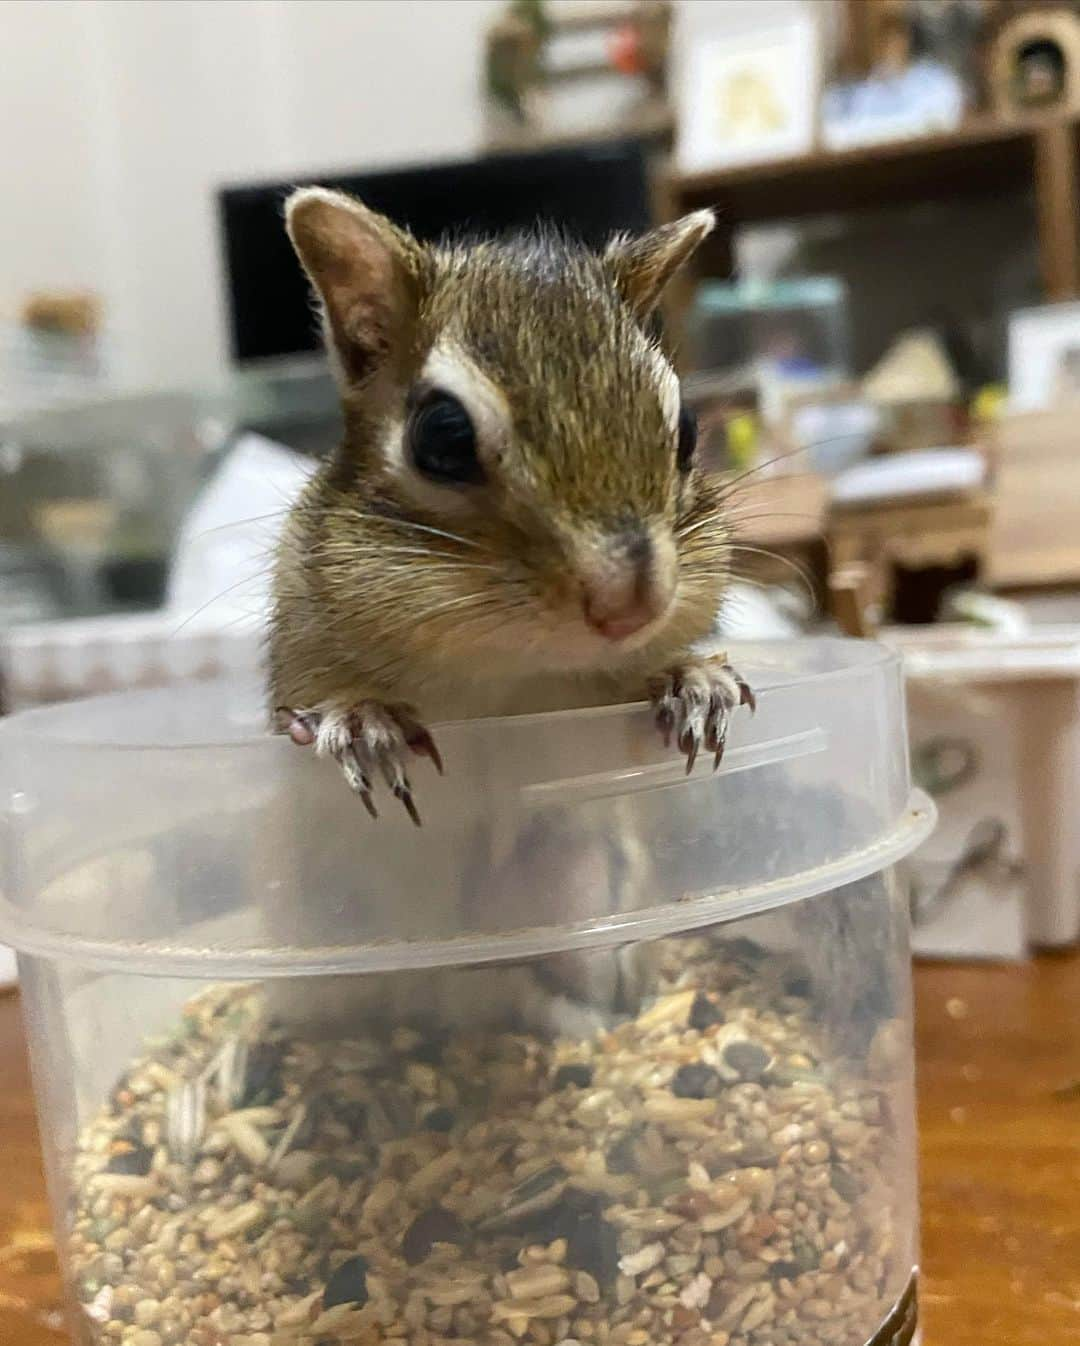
2 9 1080 1344
4 0 1080 965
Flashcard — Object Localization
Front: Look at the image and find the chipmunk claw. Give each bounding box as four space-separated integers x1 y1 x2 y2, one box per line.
401 718 444 776
394 784 422 827
648 657 755 773
279 701 440 823
654 699 676 749
340 744 379 818
735 674 757 713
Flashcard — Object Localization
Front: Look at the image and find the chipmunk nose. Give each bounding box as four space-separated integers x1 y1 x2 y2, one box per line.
586 604 653 640
581 528 670 641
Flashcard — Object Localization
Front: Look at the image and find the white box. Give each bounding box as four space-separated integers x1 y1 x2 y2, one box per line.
885 625 1080 956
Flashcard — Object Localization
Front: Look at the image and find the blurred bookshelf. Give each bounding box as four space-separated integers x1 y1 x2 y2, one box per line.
668 109 1080 302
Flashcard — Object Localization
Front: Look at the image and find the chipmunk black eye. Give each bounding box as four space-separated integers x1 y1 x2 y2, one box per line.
677 405 698 472
408 391 484 485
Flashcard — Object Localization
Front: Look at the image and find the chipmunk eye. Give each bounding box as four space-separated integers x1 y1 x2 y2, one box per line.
676 404 698 472
408 390 484 485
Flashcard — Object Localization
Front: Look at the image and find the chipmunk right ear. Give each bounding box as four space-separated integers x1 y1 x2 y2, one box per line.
605 210 715 321
285 188 425 386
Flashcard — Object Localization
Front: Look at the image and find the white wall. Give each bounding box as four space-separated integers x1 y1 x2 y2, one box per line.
0 3 105 310
2 0 500 390
1 0 818 393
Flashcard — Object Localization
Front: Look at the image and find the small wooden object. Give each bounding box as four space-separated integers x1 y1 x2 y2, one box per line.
20 292 99 338
987 3 1080 117
830 562 876 638
827 490 993 620
1032 112 1080 297
484 1 673 149
986 407 1080 588
842 0 913 78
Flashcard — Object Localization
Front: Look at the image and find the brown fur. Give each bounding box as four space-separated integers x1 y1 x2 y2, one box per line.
270 194 730 724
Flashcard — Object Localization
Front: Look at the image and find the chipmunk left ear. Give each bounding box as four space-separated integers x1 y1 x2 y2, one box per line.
605 210 715 321
285 187 426 389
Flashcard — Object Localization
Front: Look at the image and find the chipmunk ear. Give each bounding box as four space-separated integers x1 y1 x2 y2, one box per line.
285 188 425 386
605 210 715 321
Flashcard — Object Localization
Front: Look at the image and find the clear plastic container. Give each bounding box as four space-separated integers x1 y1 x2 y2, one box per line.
0 639 932 1346
688 279 849 388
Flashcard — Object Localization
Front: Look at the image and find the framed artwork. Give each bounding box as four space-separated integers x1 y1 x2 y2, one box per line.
676 14 820 174
1008 300 1080 411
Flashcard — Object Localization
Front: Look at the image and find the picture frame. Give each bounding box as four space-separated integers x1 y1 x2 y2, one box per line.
675 13 821 174
1007 300 1080 411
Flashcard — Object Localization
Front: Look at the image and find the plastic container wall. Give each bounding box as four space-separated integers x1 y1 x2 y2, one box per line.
0 640 930 1346
0 641 915 972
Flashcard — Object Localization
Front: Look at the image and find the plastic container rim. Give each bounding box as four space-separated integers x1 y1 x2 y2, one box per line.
0 638 898 754
0 791 935 979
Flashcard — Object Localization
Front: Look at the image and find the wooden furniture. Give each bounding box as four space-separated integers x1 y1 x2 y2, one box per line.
0 993 63 1343
722 394 1080 609
670 109 1080 302
3 952 1080 1343
723 469 829 549
719 469 830 608
915 951 1080 1346
842 0 911 74
987 408 1080 590
734 406 1080 602
485 0 674 151
987 4 1080 119
830 562 877 638
826 490 994 620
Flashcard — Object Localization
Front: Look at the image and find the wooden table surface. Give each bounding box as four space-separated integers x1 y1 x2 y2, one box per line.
1 953 1078 1344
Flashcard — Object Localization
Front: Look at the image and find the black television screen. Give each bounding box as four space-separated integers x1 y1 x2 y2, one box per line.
218 140 654 364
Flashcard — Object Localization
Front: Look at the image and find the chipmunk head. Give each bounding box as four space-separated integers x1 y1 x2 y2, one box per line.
285 188 729 673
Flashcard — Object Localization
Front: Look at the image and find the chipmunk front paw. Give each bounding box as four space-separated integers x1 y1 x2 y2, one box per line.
278 702 442 824
648 656 755 773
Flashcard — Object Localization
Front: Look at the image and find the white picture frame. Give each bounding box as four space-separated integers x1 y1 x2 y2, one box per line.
1008 301 1080 411
676 15 820 175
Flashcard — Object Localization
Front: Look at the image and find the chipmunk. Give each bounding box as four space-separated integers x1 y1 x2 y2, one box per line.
265 196 898 1051
270 187 753 820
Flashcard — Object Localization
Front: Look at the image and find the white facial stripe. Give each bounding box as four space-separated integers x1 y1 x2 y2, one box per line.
649 348 680 431
376 411 408 475
420 342 512 456
377 341 512 507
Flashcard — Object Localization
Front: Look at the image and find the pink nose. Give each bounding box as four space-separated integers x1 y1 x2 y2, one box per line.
583 599 656 641
580 526 669 641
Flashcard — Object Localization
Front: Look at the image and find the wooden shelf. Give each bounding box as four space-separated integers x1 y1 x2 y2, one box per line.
669 111 1080 301
672 110 1066 201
